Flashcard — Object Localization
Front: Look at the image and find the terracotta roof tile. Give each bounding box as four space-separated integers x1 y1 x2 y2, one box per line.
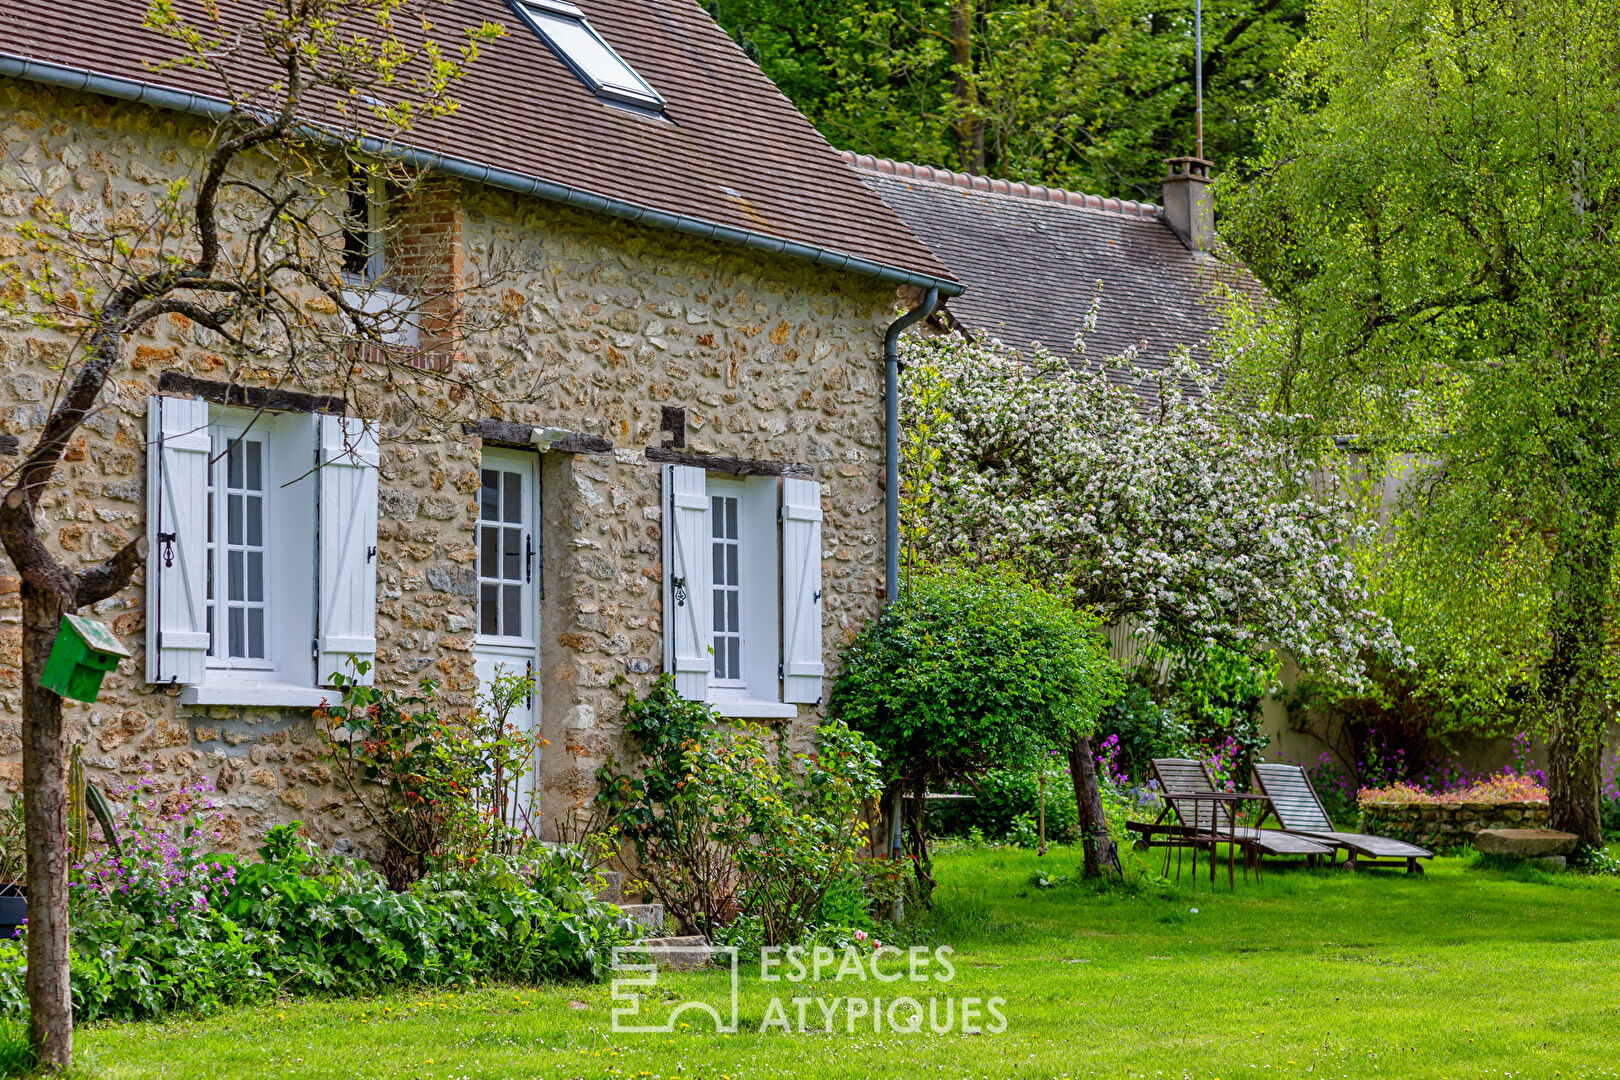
0 0 957 289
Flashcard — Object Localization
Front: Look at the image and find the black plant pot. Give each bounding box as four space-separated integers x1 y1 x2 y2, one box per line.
0 883 25 941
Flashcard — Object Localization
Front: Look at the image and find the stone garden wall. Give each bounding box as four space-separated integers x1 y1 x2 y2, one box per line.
1360 800 1549 851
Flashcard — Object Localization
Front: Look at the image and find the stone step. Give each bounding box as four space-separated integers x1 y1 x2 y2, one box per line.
1475 828 1579 858
595 869 624 904
615 902 666 934
626 935 711 971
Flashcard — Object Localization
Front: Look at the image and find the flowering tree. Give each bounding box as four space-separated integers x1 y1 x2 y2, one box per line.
901 320 1402 874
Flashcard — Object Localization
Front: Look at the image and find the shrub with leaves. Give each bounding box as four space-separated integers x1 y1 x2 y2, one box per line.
929 765 1080 846
0 822 624 1024
320 664 545 888
597 677 883 945
828 565 1117 886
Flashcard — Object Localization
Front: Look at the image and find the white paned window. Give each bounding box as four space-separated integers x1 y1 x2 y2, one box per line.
709 484 743 685
207 425 270 666
662 466 823 718
147 396 379 707
479 464 533 640
512 0 666 113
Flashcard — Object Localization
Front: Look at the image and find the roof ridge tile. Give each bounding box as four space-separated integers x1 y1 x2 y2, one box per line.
839 149 1160 218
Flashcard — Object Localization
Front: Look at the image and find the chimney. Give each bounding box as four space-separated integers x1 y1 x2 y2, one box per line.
1161 157 1215 254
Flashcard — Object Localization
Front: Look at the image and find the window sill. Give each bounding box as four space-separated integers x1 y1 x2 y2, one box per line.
707 697 798 720
178 682 337 709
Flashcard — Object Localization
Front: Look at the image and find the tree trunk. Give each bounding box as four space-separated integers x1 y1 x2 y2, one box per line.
20 585 71 1071
1543 510 1614 845
904 780 935 899
1067 734 1118 879
948 0 984 173
1547 732 1602 843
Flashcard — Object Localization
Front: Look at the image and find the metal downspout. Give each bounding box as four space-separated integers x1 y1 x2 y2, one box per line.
882 287 939 604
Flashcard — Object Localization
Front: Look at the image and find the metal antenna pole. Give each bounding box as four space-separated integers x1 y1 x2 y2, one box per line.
1195 0 1205 160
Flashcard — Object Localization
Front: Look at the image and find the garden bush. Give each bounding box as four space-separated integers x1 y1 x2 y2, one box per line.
1163 644 1277 778
1092 681 1188 782
597 677 884 945
0 778 624 1025
828 566 1116 884
320 665 545 889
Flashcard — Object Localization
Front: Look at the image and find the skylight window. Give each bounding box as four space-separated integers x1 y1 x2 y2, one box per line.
512 0 666 113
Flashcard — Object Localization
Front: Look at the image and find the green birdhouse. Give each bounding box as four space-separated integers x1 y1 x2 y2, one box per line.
42 615 130 704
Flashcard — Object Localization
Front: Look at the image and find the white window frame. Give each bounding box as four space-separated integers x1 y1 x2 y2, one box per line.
708 474 785 716
339 167 419 348
707 478 747 690
205 416 276 673
476 449 540 649
181 407 324 707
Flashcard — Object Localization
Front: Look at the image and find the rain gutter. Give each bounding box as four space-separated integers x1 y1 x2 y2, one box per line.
0 54 966 296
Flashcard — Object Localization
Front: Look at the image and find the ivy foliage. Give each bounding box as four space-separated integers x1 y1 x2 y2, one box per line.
827 566 1118 790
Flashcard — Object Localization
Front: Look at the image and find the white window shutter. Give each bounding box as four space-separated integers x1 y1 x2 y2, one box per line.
662 464 711 701
316 415 380 686
145 395 211 684
780 477 824 704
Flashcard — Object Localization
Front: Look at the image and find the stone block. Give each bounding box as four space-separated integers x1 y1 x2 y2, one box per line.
1474 828 1579 857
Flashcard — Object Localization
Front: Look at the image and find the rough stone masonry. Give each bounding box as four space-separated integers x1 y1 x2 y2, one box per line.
0 80 899 857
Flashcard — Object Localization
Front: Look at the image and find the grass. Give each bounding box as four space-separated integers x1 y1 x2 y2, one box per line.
80 846 1620 1079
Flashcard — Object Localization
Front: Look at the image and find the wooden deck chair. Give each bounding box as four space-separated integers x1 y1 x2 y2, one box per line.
1126 758 1333 866
1251 762 1433 874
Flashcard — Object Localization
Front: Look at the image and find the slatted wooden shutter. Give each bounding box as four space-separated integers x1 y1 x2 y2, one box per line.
779 477 824 704
145 395 211 684
663 464 711 701
316 415 380 686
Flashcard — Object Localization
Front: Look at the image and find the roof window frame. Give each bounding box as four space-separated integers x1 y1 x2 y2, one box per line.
509 0 667 114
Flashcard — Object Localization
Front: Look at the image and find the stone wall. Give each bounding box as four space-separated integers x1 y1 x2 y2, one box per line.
1360 800 1550 851
457 184 894 826
0 79 898 854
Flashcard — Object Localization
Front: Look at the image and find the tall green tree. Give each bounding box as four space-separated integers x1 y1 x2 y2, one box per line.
707 0 1307 198
1223 0 1620 842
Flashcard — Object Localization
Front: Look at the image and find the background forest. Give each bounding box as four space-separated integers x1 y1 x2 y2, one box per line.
705 0 1303 198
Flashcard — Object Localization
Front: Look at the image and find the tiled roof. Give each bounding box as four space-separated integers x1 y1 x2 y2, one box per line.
0 0 957 291
843 152 1265 398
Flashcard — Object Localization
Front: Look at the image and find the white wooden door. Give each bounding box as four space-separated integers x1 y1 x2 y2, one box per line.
473 449 541 832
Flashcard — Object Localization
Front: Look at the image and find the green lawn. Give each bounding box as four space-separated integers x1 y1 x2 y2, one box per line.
84 847 1620 1079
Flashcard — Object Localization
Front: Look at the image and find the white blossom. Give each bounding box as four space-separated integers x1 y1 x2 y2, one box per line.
900 326 1405 685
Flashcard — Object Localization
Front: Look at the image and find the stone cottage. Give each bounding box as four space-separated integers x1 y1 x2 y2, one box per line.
0 0 960 853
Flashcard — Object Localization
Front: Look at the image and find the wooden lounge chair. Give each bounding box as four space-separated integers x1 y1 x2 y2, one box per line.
1251 762 1433 874
1127 758 1334 867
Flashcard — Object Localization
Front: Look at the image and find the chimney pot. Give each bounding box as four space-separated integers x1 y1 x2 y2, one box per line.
1161 156 1215 253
